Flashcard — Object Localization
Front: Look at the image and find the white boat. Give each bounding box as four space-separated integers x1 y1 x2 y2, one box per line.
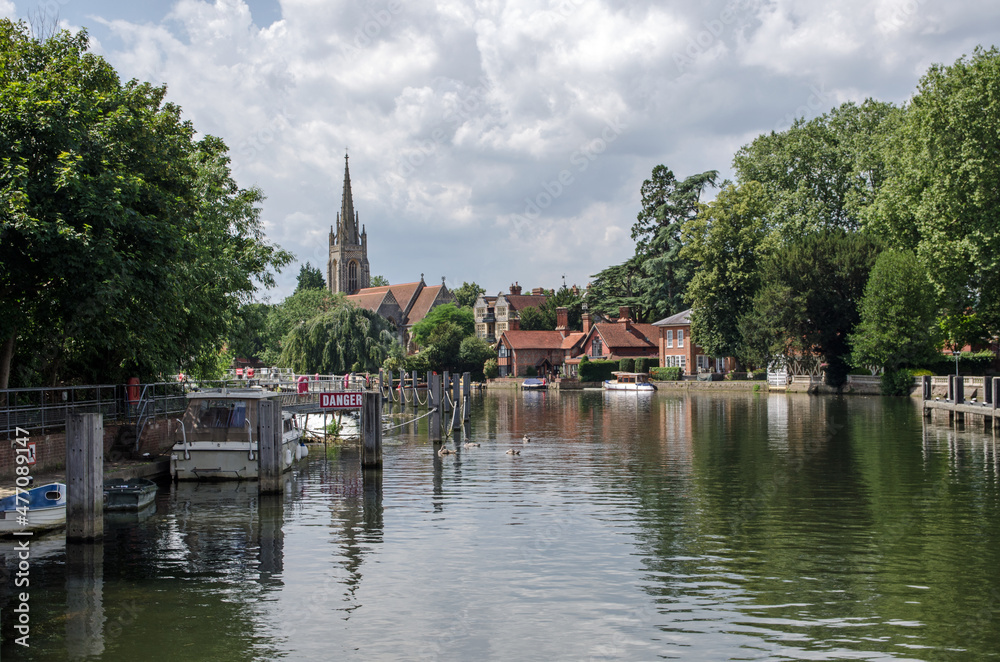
0 483 67 535
603 372 657 392
170 389 305 481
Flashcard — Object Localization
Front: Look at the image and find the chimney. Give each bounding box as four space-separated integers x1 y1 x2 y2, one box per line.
618 306 632 330
582 313 592 334
509 318 520 331
531 287 545 296
555 306 569 338
510 282 522 296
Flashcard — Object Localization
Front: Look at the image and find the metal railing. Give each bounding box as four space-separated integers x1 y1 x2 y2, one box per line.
0 384 121 437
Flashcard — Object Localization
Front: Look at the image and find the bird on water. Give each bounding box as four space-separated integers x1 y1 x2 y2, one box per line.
506 448 520 455
438 446 456 456
522 435 531 444
464 442 480 448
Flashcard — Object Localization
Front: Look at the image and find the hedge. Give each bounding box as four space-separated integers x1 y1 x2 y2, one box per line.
651 366 683 381
635 358 649 373
579 359 618 382
619 358 635 373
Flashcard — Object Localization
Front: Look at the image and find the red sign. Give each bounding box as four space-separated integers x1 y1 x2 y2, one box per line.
320 392 364 409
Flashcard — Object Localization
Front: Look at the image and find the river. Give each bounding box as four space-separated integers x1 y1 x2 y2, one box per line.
2 389 999 660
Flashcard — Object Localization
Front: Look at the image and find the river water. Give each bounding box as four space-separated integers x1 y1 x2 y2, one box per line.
3 389 1000 661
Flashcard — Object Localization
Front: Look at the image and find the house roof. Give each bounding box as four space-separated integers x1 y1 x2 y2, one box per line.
652 309 693 326
560 332 586 351
503 295 547 312
594 322 657 349
500 330 566 350
407 284 447 326
346 289 398 313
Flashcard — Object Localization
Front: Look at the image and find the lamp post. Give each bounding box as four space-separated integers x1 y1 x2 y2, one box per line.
953 349 961 376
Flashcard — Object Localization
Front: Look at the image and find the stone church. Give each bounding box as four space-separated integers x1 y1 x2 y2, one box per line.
328 154 370 295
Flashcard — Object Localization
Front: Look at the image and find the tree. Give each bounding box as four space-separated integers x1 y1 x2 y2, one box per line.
682 181 776 359
587 259 645 320
458 335 496 379
518 305 552 331
261 289 344 365
850 250 939 373
631 167 719 320
279 304 398 374
370 274 389 287
739 230 882 385
409 303 474 348
295 262 325 291
452 281 486 308
863 48 1000 331
0 21 291 387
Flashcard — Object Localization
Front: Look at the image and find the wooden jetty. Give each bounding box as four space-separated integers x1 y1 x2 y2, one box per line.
921 375 1000 430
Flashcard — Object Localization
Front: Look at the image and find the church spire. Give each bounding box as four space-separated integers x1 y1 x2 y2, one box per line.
339 152 358 245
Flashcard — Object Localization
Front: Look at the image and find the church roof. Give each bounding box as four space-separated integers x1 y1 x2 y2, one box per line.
346 289 398 313
407 284 448 325
338 154 357 244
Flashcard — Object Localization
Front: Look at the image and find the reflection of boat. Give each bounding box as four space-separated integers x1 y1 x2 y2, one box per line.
170 389 305 480
105 501 157 525
522 378 547 390
0 483 67 535
603 372 657 392
104 478 158 511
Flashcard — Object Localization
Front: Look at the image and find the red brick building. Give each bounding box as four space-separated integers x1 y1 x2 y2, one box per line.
652 308 735 375
495 307 586 377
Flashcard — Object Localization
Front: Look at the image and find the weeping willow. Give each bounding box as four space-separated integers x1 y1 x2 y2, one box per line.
279 304 399 373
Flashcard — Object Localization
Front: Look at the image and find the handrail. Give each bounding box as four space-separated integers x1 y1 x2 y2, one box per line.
176 418 190 460
246 419 255 461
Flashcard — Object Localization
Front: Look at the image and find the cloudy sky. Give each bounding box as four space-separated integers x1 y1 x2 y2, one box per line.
4 0 1000 301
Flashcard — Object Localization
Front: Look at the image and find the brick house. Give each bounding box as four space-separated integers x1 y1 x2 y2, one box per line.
474 283 548 342
652 308 735 375
495 307 586 377
347 275 454 352
562 307 658 376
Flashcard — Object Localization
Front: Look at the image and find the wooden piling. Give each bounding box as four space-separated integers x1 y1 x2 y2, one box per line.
922 375 932 401
956 377 965 405
412 370 419 408
442 371 451 412
452 374 461 411
258 399 282 494
362 391 383 468
66 413 103 542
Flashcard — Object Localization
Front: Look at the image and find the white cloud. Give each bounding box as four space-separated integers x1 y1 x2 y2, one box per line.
37 0 1000 296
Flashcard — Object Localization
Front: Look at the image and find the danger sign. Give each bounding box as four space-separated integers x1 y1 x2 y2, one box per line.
320 392 364 409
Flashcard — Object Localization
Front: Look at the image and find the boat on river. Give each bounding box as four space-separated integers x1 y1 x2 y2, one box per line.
170 389 305 481
603 372 657 392
0 483 67 535
104 477 158 511
522 378 547 390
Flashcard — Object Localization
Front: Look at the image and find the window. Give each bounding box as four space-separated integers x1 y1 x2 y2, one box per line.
697 355 710 372
677 330 684 347
591 337 603 356
499 344 509 358
348 261 358 293
666 330 673 348
664 355 687 369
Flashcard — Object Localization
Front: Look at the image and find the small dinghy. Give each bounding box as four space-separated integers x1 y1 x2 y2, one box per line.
103 478 158 512
0 483 67 535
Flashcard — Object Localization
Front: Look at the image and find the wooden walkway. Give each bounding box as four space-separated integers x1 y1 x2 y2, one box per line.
921 375 1000 429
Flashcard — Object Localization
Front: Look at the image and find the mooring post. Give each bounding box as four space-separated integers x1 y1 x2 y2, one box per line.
948 374 955 402
956 376 965 405
994 377 1000 411
922 375 932 401
66 413 104 542
452 374 461 410
429 373 442 439
442 371 451 412
412 370 419 408
426 371 434 409
362 391 383 468
463 372 472 422
986 376 994 406
451 400 462 430
258 399 282 495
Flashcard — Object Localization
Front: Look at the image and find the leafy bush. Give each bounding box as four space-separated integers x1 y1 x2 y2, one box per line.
921 350 997 375
881 368 914 396
483 358 499 380
634 358 648 373
910 368 933 377
579 359 617 382
619 358 635 373
651 366 683 381
751 369 767 380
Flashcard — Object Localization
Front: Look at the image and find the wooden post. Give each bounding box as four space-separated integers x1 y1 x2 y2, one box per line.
362 391 383 468
986 376 994 405
948 374 955 402
412 370 419 408
463 372 471 398
429 373 441 439
258 399 282 494
956 376 965 405
994 377 1000 411
385 370 393 401
426 371 434 409
922 375 932 401
66 413 103 542
442 371 451 412
453 374 461 411
451 396 462 430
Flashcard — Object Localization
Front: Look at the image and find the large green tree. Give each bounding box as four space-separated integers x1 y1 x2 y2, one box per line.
739 230 882 385
850 250 939 372
295 262 325 291
0 21 290 387
863 47 1000 332
261 289 344 365
409 303 474 348
451 281 486 309
279 304 398 374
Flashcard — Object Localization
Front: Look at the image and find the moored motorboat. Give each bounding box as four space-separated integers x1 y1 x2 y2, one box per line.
522 378 547 390
170 389 305 481
104 477 158 511
603 372 657 392
0 483 67 535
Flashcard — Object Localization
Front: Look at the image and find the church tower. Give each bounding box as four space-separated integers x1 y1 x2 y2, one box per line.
328 153 370 295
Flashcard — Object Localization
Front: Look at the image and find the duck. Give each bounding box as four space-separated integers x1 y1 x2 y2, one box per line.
522 435 531 444
438 446 456 456
505 448 520 455
463 442 481 448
